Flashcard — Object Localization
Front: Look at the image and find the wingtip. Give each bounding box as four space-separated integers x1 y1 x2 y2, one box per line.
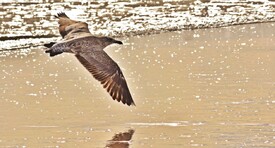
55 12 69 18
126 101 136 106
131 101 136 106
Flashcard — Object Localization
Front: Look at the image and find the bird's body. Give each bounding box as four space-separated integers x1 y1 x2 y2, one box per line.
47 36 122 55
44 12 135 106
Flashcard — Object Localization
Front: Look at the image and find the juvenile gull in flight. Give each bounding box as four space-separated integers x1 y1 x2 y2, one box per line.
44 12 135 106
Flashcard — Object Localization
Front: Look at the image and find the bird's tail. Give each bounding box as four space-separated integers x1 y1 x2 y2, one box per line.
45 49 63 57
44 42 63 57
44 42 56 48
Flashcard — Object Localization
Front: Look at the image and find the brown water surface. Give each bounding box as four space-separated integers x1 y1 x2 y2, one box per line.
0 23 275 147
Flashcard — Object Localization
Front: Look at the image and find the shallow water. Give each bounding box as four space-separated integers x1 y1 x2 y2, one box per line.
0 22 275 147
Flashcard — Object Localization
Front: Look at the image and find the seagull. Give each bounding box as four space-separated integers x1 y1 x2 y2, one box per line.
44 12 135 106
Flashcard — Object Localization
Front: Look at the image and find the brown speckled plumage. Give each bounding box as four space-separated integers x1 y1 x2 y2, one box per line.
44 12 135 106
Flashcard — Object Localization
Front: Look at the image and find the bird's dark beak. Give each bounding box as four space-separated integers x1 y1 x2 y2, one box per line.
115 40 123 45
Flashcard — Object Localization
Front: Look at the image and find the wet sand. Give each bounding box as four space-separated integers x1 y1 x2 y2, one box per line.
0 23 275 147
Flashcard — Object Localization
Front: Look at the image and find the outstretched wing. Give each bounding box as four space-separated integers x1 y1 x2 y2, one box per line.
55 12 91 39
75 51 135 106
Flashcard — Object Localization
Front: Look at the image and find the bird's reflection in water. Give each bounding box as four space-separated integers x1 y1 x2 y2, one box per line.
105 129 135 148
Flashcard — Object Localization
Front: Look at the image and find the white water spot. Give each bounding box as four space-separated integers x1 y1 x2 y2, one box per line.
129 122 184 127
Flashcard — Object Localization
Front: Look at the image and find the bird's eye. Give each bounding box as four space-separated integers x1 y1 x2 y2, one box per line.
76 42 81 46
69 42 76 47
84 41 89 47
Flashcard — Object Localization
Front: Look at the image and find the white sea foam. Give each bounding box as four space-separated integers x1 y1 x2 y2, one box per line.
129 122 183 127
1 0 275 50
